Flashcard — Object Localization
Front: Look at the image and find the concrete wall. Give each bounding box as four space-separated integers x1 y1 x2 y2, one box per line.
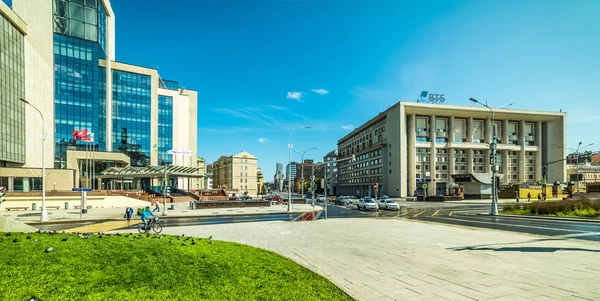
13 0 54 169
0 168 75 191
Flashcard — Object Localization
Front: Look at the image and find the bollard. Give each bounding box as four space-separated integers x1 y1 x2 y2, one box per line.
32 203 37 211
65 202 69 210
171 203 176 210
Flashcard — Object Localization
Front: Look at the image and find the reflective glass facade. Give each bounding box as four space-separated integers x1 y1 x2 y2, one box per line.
53 33 106 168
53 0 104 43
0 14 25 164
159 79 178 91
52 0 107 168
158 95 173 165
112 70 151 167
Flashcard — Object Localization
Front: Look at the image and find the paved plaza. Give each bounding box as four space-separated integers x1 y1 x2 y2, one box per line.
120 218 600 301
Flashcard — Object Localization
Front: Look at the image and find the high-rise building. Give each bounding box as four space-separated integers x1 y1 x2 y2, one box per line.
0 0 198 192
212 152 258 196
337 102 566 198
274 162 285 192
324 150 339 196
286 161 297 182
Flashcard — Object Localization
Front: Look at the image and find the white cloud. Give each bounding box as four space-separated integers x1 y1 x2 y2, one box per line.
341 124 355 130
286 91 305 101
311 88 329 95
258 138 268 143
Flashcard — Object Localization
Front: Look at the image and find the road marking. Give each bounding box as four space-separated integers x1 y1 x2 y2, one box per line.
412 210 427 218
448 212 453 216
437 216 591 234
431 210 439 217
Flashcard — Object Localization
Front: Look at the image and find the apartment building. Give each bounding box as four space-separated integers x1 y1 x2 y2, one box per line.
212 152 258 196
286 161 297 182
337 102 566 198
324 150 339 196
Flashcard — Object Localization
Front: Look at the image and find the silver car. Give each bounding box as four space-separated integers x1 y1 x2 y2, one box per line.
378 199 399 210
357 198 379 211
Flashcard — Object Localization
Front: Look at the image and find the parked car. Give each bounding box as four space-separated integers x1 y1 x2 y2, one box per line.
240 196 253 201
380 195 389 200
378 199 399 210
229 195 239 200
328 196 336 202
357 197 379 211
316 195 326 202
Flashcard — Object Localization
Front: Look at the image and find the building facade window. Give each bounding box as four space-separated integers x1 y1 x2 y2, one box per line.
0 14 25 164
112 70 151 166
158 95 173 165
52 0 106 44
53 33 107 168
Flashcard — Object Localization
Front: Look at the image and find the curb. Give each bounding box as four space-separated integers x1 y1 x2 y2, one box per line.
498 214 600 224
22 209 325 226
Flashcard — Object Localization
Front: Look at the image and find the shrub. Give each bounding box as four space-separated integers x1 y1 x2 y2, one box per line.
502 198 600 217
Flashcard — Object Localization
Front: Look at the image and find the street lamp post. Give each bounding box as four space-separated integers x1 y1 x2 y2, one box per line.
469 98 515 216
574 142 593 194
295 147 317 201
21 98 48 222
288 126 311 212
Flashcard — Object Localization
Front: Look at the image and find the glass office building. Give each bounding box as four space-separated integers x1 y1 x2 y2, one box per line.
52 0 108 168
112 70 151 167
158 95 173 165
0 12 25 165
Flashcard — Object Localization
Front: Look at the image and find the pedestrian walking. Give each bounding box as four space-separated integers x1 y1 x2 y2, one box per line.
537 193 541 202
125 207 132 222
543 192 547 202
153 202 160 212
128 207 133 221
527 192 531 202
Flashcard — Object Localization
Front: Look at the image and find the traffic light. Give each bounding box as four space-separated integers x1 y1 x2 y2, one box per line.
542 165 548 179
0 187 6 204
326 178 331 189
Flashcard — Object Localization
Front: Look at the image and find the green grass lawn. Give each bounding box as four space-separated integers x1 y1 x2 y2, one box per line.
0 232 354 301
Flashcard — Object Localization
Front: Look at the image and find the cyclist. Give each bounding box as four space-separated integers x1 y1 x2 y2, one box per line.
141 206 156 233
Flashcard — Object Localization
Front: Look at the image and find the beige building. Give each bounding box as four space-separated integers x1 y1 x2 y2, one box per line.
337 102 566 198
212 152 258 196
566 164 600 192
257 168 265 195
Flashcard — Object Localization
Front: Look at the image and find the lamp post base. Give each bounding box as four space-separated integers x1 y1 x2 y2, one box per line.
490 200 498 216
40 209 49 222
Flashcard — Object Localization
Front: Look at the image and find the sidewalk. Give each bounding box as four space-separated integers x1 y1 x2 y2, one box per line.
2 204 323 225
121 218 600 301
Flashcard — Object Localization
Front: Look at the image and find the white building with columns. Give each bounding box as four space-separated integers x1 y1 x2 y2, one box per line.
337 102 566 198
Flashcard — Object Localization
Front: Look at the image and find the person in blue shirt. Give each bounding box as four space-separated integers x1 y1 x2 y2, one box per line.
141 206 156 233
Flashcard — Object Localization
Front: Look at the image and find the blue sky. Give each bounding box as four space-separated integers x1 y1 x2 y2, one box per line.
111 0 600 181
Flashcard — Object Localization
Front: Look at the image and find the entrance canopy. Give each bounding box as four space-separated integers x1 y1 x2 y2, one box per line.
99 165 203 179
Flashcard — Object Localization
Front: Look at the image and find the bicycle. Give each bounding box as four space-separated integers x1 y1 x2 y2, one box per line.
137 217 163 234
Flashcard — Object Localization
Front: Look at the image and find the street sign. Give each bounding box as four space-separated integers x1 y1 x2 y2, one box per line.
72 188 92 192
373 183 378 191
422 184 427 189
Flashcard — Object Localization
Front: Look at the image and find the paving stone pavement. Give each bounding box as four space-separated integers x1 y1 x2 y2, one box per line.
115 218 600 301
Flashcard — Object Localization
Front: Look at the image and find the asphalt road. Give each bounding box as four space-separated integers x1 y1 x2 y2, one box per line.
324 202 600 242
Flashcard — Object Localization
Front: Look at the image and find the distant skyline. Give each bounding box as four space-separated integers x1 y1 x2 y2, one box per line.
111 0 600 181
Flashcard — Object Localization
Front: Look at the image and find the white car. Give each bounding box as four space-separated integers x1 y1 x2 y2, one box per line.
357 198 379 211
378 199 399 210
316 195 326 202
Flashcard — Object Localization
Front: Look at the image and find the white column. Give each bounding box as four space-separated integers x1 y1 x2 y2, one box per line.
429 115 436 195
408 114 416 196
448 116 455 177
519 120 526 183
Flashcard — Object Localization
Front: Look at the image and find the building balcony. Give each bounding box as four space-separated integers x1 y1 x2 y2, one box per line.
525 135 534 141
417 130 428 137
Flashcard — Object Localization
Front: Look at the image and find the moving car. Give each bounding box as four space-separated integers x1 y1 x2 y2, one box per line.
378 199 399 210
335 196 349 205
316 195 326 202
357 197 379 211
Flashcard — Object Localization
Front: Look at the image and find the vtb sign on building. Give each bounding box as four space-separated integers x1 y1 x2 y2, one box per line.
418 91 445 104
